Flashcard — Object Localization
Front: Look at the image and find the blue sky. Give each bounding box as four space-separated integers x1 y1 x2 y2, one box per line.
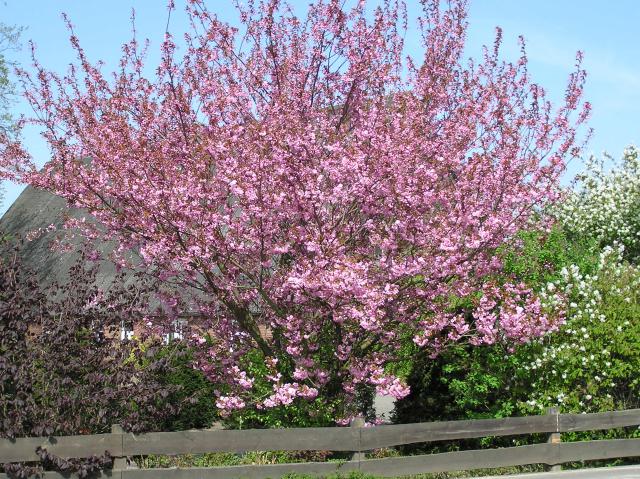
1 0 639 216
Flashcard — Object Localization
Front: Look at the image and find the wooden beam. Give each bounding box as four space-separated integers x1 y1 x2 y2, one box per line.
559 409 640 432
360 414 557 449
122 427 359 456
0 433 122 463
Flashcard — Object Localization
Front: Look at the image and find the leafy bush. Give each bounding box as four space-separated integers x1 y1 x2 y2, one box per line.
517 244 640 415
395 226 640 447
396 226 597 418
500 226 599 286
214 349 351 429
154 343 220 431
0 241 181 476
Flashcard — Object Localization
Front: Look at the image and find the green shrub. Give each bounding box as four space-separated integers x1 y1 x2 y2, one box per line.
394 227 640 449
155 342 220 431
516 244 640 416
219 349 344 429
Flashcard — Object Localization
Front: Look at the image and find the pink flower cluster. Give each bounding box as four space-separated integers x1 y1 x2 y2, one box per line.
370 369 411 400
262 383 319 409
215 395 246 416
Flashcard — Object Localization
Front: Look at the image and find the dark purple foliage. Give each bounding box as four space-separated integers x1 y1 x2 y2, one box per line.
0 240 182 476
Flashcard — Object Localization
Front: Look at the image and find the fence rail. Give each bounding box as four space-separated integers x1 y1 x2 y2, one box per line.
1 408 639 478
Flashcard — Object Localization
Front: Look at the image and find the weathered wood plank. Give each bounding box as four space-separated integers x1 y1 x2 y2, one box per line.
360 414 558 448
359 438 640 477
2 439 639 478
2 464 640 479
119 461 359 479
122 427 359 455
555 438 640 463
559 409 640 432
0 461 359 479
360 443 556 476
0 434 122 463
0 472 122 479
473 465 640 479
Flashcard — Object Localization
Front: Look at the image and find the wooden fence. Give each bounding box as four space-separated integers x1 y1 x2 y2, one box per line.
1 408 640 478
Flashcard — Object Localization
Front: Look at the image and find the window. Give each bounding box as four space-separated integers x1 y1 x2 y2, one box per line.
120 320 134 340
163 319 186 343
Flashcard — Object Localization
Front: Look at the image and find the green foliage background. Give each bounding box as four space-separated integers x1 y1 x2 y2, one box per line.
394 208 640 451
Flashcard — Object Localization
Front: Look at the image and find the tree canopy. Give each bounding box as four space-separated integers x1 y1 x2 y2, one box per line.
0 0 590 419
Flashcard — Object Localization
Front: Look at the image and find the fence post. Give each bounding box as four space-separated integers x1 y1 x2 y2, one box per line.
111 424 128 471
546 407 562 472
350 416 365 463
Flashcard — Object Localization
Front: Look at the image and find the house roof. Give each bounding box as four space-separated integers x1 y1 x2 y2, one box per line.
0 185 139 292
0 186 206 317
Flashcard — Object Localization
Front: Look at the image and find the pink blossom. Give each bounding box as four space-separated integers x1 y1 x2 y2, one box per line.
215 395 246 416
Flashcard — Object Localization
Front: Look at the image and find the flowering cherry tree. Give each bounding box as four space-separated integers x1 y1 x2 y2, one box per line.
0 0 589 418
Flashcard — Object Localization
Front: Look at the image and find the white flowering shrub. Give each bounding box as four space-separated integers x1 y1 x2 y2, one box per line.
517 243 640 416
556 146 640 260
